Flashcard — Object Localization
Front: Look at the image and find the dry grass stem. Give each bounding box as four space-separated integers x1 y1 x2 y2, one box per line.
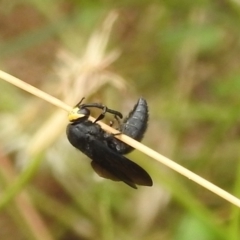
1 70 240 208
0 70 71 112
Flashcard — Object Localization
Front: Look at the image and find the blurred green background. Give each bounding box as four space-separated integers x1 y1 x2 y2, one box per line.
1 0 240 239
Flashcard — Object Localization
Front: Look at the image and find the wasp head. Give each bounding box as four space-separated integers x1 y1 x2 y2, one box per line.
68 106 90 122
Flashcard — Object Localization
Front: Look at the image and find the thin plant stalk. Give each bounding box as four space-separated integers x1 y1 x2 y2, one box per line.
0 70 71 112
1 70 240 208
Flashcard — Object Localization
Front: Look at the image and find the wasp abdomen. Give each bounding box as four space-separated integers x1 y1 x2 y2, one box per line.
121 98 148 139
111 98 149 154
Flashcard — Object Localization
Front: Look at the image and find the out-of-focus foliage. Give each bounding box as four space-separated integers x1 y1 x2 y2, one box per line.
0 0 240 239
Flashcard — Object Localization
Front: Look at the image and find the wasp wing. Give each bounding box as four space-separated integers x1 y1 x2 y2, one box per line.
90 139 153 189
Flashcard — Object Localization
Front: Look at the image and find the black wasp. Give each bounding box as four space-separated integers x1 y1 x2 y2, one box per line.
66 98 152 189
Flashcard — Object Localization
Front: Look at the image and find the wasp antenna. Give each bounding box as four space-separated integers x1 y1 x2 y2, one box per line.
75 97 85 108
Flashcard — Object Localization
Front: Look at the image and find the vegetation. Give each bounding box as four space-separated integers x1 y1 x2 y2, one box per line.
0 1 240 239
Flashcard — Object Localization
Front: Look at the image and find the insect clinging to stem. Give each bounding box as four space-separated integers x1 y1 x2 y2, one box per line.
66 98 152 189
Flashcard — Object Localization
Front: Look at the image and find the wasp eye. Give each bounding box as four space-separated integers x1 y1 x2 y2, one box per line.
79 107 90 116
